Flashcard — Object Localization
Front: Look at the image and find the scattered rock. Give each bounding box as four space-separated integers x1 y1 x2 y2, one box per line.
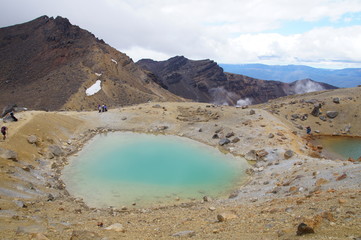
336 173 347 181
231 137 240 143
218 138 230 146
212 133 219 139
296 223 315 236
105 223 125 232
121 117 127 120
271 186 281 194
30 233 50 240
268 133 274 138
215 127 223 134
47 145 63 157
203 196 212 202
326 111 339 119
209 206 216 211
319 115 327 121
245 168 255 175
0 147 18 160
27 135 39 145
284 150 294 159
152 104 162 108
47 194 55 201
315 178 329 186
14 200 27 208
333 97 340 104
256 149 268 159
157 125 168 131
321 211 335 222
172 230 196 237
225 132 235 138
245 150 258 161
249 109 255 115
217 213 237 222
228 190 239 199
70 230 101 240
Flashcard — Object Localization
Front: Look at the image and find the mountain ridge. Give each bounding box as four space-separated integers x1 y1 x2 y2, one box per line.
0 16 182 111
137 56 338 106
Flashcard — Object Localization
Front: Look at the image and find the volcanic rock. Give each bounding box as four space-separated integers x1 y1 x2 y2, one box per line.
326 111 339 118
296 223 315 236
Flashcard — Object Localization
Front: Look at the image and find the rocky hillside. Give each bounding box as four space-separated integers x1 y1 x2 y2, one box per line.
137 56 337 106
0 16 182 111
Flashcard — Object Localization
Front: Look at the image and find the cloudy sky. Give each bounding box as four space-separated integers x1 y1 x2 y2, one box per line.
1 0 361 69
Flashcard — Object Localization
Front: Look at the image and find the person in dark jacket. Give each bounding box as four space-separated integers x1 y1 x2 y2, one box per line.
1 126 7 140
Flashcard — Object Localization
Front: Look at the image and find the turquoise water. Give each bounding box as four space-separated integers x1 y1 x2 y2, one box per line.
61 132 248 208
315 136 361 160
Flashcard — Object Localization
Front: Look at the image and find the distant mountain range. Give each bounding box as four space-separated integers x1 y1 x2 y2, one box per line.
220 64 361 88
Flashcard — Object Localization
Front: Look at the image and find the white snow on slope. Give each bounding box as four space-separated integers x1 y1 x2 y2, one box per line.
86 80 102 96
111 59 118 64
95 73 102 77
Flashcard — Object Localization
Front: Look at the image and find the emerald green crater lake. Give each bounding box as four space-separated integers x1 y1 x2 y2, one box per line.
61 132 249 208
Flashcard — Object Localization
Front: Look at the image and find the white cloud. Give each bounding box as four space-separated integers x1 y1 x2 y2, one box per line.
1 0 361 68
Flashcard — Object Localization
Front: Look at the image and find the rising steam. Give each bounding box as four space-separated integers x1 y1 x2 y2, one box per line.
293 79 325 94
236 98 253 107
209 87 239 105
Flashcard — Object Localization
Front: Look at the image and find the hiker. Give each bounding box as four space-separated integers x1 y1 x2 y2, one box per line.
101 104 105 112
1 126 7 140
98 105 102 113
306 126 311 134
103 104 108 112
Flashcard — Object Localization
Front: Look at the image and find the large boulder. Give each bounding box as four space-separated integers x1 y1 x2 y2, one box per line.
311 104 321 117
0 147 18 160
47 145 63 157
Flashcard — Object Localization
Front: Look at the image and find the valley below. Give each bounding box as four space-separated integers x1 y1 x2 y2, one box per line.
0 87 360 240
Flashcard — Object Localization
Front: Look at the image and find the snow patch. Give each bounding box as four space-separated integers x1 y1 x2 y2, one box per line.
86 80 102 96
95 73 102 77
111 59 118 64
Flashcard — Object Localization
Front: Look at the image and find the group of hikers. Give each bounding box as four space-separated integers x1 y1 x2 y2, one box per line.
98 104 108 113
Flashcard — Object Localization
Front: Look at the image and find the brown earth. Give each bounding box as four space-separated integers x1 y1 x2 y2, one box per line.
0 87 360 239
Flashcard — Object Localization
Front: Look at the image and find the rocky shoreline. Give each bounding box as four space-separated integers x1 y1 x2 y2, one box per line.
1 94 361 239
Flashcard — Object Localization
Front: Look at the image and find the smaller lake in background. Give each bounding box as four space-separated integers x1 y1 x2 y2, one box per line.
62 132 249 208
314 136 361 160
